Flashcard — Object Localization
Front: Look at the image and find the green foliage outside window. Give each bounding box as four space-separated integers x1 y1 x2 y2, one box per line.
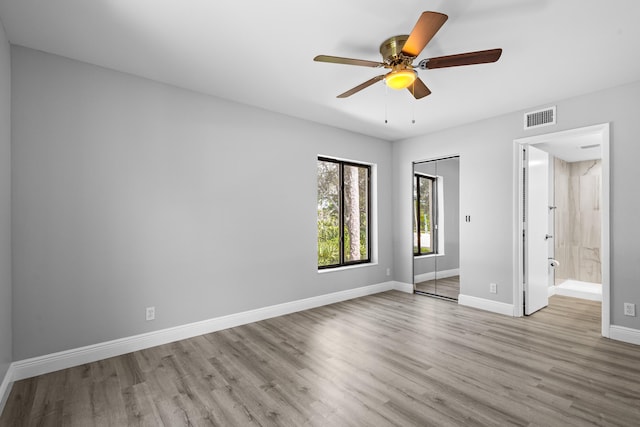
413 175 434 255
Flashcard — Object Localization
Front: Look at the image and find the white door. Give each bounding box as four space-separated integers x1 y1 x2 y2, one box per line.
525 145 550 315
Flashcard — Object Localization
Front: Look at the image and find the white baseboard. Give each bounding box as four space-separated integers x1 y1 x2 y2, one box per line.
548 285 556 297
458 294 515 317
414 268 459 284
609 325 640 346
11 281 397 382
554 287 602 301
392 281 414 293
0 365 15 417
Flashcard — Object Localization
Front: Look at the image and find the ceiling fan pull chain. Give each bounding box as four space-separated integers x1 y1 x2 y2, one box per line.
411 83 416 124
384 84 388 124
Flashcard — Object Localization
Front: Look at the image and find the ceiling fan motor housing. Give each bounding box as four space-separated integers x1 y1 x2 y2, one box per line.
380 35 413 65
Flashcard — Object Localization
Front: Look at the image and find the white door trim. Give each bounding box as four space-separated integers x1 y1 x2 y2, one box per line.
513 123 610 337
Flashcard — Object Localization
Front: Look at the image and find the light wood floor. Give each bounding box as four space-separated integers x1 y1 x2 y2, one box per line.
415 275 460 300
2 293 639 426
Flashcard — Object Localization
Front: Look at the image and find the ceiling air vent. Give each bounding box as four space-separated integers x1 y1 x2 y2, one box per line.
524 106 556 130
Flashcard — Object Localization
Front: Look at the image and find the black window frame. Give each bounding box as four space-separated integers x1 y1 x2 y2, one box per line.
317 157 371 269
413 173 438 256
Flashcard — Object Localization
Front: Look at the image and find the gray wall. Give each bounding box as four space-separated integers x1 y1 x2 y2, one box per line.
393 80 640 329
0 19 11 384
6 44 640 362
413 157 460 276
11 46 394 360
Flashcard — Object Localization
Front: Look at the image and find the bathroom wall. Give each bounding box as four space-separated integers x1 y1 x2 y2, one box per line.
554 158 601 284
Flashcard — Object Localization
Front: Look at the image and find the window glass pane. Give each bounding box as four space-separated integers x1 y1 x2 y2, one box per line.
419 176 433 254
343 165 369 262
317 160 340 266
413 178 419 254
359 166 369 260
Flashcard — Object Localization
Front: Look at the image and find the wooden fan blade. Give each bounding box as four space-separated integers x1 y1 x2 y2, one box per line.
407 78 431 99
314 55 384 68
337 75 385 98
425 48 503 69
401 11 448 57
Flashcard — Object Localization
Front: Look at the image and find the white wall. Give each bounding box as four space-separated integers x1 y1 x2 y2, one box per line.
0 18 12 385
393 80 640 330
10 46 394 360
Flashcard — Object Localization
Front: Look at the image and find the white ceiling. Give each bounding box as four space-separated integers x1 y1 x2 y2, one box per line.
518 122 606 163
1 0 639 141
536 131 602 163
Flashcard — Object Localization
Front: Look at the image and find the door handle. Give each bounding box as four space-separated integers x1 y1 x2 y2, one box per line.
545 234 553 240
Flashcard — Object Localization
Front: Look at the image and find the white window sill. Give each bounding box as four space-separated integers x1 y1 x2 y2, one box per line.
318 262 378 274
414 253 445 260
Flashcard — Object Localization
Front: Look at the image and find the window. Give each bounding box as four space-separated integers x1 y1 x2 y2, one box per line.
413 173 437 255
317 157 370 268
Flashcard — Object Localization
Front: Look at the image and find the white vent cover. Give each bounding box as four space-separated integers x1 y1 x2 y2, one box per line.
524 106 556 130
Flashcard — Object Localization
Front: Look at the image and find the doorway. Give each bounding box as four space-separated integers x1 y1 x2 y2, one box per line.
413 156 460 301
514 124 610 336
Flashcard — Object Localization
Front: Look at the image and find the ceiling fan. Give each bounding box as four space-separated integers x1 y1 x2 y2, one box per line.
314 11 502 99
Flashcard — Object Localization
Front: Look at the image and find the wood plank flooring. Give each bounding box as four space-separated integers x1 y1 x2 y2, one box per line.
415 276 460 300
2 293 639 426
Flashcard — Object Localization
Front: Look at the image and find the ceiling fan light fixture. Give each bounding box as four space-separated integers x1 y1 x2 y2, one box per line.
384 68 417 90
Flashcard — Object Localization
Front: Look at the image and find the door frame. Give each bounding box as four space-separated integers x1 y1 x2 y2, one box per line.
513 123 610 337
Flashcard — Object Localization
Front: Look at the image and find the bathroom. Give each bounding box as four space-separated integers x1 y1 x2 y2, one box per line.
545 139 603 301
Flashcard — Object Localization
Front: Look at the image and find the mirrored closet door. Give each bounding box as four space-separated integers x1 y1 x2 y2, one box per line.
413 156 460 300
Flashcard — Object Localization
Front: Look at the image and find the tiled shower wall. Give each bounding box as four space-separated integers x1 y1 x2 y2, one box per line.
554 158 602 284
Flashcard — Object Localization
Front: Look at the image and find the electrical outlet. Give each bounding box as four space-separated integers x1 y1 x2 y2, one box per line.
489 283 497 294
623 303 636 317
146 306 155 321
386 268 391 277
